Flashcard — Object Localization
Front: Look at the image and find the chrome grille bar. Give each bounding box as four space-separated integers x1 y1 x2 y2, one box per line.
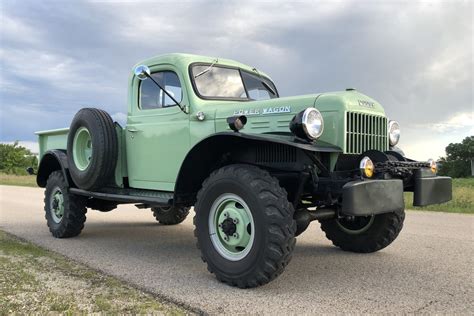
345 112 388 154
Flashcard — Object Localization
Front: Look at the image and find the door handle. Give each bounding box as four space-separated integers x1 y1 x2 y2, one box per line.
127 128 142 133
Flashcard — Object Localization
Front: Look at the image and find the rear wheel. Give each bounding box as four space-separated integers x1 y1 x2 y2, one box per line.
319 211 405 253
151 206 190 225
45 171 87 238
67 108 118 190
194 164 296 288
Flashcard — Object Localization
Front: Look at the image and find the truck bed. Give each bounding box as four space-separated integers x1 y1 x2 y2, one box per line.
36 124 128 188
35 127 69 159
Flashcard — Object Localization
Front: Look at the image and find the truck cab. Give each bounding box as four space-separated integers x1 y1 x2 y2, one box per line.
34 53 452 288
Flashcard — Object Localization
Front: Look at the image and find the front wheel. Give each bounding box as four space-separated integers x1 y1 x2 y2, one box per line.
194 164 296 288
319 211 405 253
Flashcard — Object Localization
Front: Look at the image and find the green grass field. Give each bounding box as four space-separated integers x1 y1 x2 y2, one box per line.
0 172 37 187
1 172 472 214
404 178 473 214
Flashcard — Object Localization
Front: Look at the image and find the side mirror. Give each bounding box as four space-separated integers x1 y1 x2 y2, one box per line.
134 65 150 80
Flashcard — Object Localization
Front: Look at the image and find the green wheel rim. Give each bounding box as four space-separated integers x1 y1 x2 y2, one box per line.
336 215 375 235
50 187 64 224
208 193 254 261
72 127 92 171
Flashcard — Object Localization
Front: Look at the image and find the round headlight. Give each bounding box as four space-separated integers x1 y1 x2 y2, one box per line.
289 108 324 140
302 108 324 139
388 120 400 146
360 156 375 178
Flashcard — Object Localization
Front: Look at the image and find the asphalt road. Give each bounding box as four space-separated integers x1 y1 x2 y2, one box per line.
1 185 473 314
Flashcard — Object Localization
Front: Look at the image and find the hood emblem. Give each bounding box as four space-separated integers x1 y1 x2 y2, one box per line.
233 106 291 116
358 100 375 108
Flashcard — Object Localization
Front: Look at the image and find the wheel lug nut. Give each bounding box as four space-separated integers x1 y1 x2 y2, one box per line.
218 224 222 228
224 236 229 241
224 212 228 217
233 219 239 224
233 233 239 238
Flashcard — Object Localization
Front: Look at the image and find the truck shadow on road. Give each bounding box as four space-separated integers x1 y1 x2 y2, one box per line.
76 219 411 291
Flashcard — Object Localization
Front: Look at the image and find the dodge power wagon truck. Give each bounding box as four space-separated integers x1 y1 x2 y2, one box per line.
34 53 452 288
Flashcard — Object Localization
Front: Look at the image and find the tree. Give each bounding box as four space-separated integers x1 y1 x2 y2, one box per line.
0 142 38 175
438 136 473 178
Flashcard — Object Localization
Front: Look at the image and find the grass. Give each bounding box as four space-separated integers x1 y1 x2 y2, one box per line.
0 231 189 315
405 178 474 214
1 172 472 214
0 172 37 187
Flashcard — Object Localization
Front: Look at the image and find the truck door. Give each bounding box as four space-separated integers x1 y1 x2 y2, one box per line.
125 65 190 191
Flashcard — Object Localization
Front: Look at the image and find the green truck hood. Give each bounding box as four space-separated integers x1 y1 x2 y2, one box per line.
212 90 386 149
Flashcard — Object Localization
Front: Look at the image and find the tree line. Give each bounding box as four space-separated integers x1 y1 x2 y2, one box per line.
0 142 38 175
438 136 473 178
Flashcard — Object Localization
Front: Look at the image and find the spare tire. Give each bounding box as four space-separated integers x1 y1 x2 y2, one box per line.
67 108 118 190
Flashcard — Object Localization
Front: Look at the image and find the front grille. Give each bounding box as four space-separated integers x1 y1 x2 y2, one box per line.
256 143 297 163
345 112 388 154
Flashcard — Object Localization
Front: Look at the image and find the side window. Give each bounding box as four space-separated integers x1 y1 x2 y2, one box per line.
139 71 182 110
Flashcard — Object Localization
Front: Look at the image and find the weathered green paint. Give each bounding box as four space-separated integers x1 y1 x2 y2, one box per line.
37 53 391 192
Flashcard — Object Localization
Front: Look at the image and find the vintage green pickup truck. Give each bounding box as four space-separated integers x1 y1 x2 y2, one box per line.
34 53 452 288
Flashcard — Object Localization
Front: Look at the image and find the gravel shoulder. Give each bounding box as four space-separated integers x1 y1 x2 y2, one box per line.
0 230 191 315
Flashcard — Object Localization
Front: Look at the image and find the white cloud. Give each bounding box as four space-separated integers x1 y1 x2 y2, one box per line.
0 48 120 93
431 112 474 133
111 112 127 126
402 111 473 160
0 15 42 45
416 111 474 133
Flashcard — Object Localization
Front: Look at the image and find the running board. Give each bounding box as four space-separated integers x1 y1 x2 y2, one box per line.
69 188 173 206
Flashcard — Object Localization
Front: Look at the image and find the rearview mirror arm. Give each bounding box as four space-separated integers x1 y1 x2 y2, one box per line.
144 72 188 114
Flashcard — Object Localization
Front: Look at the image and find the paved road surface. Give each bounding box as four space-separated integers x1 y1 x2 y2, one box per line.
1 185 472 314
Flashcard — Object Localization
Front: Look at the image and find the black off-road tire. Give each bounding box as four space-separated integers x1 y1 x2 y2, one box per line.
45 171 87 238
319 211 405 253
152 206 190 225
194 164 296 288
67 108 118 190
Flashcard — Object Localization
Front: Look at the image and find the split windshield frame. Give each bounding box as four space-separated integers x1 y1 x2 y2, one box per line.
188 62 279 101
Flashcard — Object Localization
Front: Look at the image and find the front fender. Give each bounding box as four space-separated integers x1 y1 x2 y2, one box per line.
173 132 341 205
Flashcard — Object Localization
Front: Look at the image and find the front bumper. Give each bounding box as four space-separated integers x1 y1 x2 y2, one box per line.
341 179 404 216
413 171 452 206
341 172 452 216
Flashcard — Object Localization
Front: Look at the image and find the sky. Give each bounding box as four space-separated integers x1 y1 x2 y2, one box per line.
0 0 472 160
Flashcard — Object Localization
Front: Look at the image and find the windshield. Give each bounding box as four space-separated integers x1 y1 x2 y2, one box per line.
191 64 278 101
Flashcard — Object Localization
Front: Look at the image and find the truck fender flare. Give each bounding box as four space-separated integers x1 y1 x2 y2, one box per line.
36 150 72 188
173 132 341 205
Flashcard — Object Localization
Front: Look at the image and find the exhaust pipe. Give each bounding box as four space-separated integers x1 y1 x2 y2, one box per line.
294 208 336 236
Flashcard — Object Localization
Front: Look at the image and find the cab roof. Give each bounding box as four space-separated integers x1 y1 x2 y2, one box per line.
133 53 273 79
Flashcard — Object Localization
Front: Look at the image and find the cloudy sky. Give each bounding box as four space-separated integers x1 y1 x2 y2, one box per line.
0 0 472 160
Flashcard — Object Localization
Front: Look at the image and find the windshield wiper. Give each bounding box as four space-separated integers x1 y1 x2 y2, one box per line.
194 59 218 78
